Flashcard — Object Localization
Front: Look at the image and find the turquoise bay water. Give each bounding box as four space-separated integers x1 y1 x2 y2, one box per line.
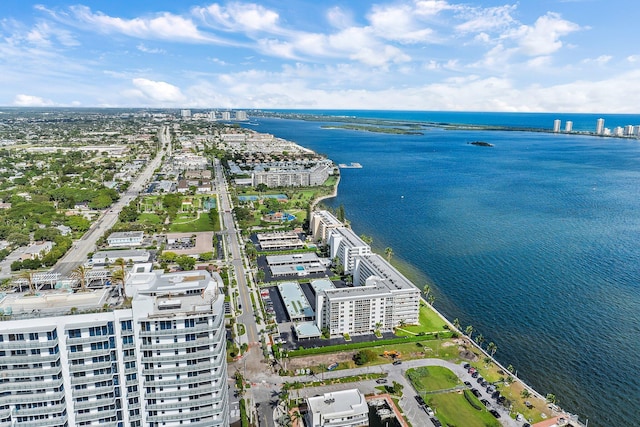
245 112 640 426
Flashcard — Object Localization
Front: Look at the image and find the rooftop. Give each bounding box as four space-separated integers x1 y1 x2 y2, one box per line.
307 389 368 417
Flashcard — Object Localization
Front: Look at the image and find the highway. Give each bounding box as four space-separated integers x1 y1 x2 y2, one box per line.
52 125 171 276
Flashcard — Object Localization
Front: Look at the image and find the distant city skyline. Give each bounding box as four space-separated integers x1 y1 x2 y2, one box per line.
1 0 640 112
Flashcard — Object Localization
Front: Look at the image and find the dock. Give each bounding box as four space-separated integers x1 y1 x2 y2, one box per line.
338 162 363 169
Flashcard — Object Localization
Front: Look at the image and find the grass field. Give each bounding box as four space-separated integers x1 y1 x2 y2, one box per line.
396 303 446 336
138 213 163 225
407 366 461 392
427 392 501 427
169 213 218 232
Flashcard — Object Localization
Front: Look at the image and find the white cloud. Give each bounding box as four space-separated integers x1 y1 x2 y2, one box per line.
195 3 282 33
137 44 166 54
129 78 185 103
455 5 516 34
368 4 435 43
509 12 581 57
13 94 55 106
627 55 640 63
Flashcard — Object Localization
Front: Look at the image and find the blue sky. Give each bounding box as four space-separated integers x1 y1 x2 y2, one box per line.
1 0 639 112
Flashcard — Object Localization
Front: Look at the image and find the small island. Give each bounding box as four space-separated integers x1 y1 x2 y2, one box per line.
468 141 493 147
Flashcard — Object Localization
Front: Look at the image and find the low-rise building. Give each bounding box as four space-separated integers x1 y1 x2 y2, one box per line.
107 231 144 247
306 389 369 427
256 231 305 251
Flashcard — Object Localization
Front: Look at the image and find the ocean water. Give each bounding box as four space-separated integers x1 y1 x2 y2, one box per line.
244 111 640 427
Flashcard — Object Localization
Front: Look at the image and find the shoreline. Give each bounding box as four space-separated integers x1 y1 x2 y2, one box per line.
308 159 582 426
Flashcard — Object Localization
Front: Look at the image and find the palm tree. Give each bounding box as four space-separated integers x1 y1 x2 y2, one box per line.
114 257 127 298
291 410 302 427
452 318 461 331
427 294 436 306
374 321 383 332
384 247 393 262
487 342 498 357
360 234 373 245
465 325 473 340
18 271 36 295
475 333 485 348
423 284 431 300
72 265 88 292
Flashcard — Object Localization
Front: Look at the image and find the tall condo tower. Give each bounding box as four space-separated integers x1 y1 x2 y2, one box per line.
565 121 573 132
0 265 229 427
553 119 561 133
596 118 605 135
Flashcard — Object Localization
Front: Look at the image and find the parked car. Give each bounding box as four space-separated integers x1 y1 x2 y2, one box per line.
424 406 435 417
464 381 472 387
414 395 425 406
430 418 442 427
376 378 388 384
480 399 491 408
491 391 500 399
393 360 402 366
471 371 479 378
471 388 482 398
489 409 501 418
463 363 471 369
486 385 496 394
477 376 484 384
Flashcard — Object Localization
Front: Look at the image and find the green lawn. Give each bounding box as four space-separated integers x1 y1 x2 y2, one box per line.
396 303 447 336
138 213 163 224
427 392 501 427
169 214 218 232
407 366 461 392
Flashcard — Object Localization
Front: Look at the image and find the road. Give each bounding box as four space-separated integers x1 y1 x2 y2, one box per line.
52 125 170 276
248 358 523 427
213 157 260 348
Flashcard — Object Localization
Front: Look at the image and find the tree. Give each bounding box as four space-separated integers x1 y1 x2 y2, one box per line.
72 265 88 292
521 389 531 399
465 325 473 340
475 334 485 348
487 342 498 357
423 284 431 300
337 204 345 222
427 294 436 306
353 349 377 365
176 255 196 271
360 234 373 245
546 393 558 404
18 271 36 295
453 318 461 330
114 258 127 298
384 247 393 262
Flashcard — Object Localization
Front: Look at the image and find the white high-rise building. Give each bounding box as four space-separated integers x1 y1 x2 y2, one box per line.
0 265 229 427
553 119 561 133
181 109 192 119
220 111 231 121
596 118 605 135
235 111 247 121
565 121 573 132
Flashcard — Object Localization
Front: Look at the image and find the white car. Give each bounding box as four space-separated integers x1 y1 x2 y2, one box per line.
425 406 435 417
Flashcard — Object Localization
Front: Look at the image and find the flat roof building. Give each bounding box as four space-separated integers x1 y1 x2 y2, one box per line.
328 227 371 274
277 281 314 321
107 231 144 248
310 210 343 243
256 231 305 251
306 389 369 427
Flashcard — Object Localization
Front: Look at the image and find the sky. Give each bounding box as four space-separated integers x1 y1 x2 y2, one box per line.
1 0 639 112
